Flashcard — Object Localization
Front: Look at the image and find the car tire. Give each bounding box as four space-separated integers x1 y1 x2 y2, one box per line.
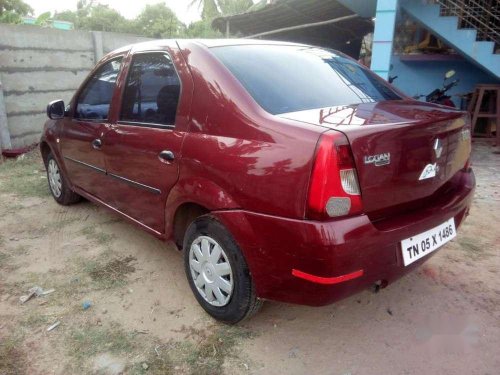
46 152 81 205
183 215 263 324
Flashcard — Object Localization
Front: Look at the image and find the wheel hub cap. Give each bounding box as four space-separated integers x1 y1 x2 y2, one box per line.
48 159 62 198
202 263 215 282
189 236 233 307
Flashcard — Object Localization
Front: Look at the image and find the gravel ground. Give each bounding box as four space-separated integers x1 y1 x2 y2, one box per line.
0 139 498 375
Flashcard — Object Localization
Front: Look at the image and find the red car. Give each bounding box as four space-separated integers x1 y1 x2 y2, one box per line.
41 40 475 323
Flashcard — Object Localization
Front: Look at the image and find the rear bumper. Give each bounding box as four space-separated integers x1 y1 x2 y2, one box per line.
213 168 475 306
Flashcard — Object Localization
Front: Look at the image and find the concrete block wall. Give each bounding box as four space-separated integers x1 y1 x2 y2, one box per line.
0 24 151 150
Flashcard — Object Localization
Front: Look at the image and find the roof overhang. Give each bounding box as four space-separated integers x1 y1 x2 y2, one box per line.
212 0 373 58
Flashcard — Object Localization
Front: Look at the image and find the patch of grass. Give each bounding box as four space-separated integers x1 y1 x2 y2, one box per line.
21 270 63 289
0 335 25 375
83 255 136 289
62 322 253 374
12 271 68 307
13 245 30 256
133 325 253 375
20 311 50 328
16 255 135 303
0 249 20 271
65 324 140 373
99 217 122 225
0 251 10 267
67 323 136 365
0 201 24 214
47 217 80 230
131 351 176 375
81 225 115 246
186 325 252 375
0 153 48 198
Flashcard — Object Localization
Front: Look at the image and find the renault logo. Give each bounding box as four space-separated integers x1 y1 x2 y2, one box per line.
434 138 443 158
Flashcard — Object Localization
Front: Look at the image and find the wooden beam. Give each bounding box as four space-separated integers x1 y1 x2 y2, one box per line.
243 14 358 39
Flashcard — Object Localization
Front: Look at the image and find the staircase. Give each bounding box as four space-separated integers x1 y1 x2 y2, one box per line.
401 0 500 78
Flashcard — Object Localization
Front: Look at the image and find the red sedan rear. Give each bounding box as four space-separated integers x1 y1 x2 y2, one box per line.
40 40 475 323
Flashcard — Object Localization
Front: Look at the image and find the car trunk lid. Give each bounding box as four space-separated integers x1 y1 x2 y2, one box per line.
279 100 471 220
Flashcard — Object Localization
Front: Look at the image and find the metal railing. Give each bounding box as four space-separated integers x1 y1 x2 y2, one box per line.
433 0 499 48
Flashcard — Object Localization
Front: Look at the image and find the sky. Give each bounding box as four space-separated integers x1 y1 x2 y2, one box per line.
24 0 203 25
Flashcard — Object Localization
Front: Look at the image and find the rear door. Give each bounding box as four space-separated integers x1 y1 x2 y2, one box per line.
102 49 191 234
61 57 123 198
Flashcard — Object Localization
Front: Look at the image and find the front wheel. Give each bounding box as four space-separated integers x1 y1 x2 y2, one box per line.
46 152 81 205
183 216 262 324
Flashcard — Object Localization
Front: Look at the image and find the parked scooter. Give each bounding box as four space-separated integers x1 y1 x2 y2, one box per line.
414 70 459 107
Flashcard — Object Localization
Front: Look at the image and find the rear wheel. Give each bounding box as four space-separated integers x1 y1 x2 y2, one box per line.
183 216 262 324
46 152 81 205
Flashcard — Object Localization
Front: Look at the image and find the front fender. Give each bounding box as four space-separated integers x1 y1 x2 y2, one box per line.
164 176 239 238
40 119 72 186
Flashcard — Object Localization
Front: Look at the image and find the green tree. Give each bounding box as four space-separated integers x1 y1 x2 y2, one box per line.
187 0 253 38
189 0 220 21
53 10 78 25
184 19 223 38
134 3 185 38
55 1 133 33
189 0 253 19
218 0 253 16
34 11 51 27
81 4 131 32
0 0 33 24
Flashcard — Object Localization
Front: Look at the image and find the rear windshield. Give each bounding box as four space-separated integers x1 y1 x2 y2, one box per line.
211 45 401 115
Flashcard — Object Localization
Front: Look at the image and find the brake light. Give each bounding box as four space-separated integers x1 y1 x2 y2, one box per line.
307 131 363 220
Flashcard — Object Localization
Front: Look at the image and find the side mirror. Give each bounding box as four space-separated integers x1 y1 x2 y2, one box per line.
445 70 456 79
47 99 65 120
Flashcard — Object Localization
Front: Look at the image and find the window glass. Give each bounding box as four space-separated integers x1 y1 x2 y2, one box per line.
75 58 122 120
211 45 401 115
120 53 181 125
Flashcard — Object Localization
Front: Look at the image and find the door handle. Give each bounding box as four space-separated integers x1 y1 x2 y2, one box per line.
159 150 175 162
92 138 102 150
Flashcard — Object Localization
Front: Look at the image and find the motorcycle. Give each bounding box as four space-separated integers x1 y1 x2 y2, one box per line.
413 70 459 107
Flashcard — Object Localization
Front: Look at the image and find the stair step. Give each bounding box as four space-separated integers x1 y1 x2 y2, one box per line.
401 0 500 78
472 41 494 58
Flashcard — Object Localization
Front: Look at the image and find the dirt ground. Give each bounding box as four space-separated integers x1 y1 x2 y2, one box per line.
0 139 499 375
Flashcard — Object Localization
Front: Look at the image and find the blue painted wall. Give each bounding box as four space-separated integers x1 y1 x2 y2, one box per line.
370 0 398 80
390 56 500 108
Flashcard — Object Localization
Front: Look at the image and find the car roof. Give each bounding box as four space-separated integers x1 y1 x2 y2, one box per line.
186 39 309 48
120 38 308 52
101 38 314 64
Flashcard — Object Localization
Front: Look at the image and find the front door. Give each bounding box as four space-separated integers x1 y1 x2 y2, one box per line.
61 57 123 199
102 52 184 234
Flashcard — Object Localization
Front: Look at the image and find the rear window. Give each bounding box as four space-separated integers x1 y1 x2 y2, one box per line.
211 45 401 115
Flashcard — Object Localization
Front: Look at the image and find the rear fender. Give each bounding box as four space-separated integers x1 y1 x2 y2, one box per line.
165 177 239 238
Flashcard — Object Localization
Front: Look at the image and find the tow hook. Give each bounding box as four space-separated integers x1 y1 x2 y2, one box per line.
371 280 388 293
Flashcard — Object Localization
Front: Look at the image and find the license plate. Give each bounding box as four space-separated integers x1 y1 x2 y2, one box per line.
401 218 456 266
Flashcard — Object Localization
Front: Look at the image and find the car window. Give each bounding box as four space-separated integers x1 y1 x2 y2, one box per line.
75 58 122 120
211 45 401 115
120 53 181 126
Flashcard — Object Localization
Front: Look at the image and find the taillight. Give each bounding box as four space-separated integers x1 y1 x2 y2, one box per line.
307 131 363 220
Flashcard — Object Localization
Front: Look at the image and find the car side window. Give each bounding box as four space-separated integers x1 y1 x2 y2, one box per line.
75 58 122 120
120 53 181 126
